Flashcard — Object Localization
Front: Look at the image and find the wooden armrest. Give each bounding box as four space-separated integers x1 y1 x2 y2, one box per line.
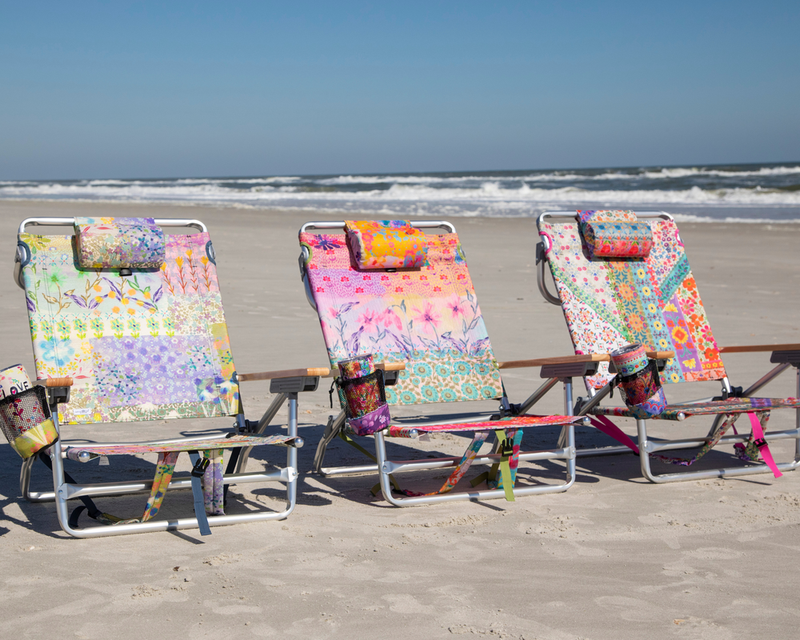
239 362 405 382
41 377 73 387
498 354 608 369
497 351 675 370
322 361 407 377
645 350 675 360
377 362 406 372
719 343 800 354
237 367 330 383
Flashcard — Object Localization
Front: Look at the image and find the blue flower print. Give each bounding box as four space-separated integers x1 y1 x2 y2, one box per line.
39 337 75 368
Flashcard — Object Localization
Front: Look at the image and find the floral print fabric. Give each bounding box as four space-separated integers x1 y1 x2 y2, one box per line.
202 449 225 515
347 403 392 436
385 413 578 437
63 433 296 459
301 228 504 405
344 220 427 270
74 217 165 270
578 210 653 259
540 215 726 390
20 228 239 424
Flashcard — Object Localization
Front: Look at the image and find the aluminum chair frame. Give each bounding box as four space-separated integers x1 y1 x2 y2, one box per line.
14 217 327 537
537 210 800 483
300 220 595 505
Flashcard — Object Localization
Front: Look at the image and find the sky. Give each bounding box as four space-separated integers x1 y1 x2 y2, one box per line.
1 1 798 180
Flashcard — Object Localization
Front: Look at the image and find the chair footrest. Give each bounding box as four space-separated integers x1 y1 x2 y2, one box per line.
386 414 578 438
65 434 300 461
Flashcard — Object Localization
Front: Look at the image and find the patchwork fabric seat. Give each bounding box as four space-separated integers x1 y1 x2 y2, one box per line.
299 219 591 506
11 217 326 537
536 210 800 482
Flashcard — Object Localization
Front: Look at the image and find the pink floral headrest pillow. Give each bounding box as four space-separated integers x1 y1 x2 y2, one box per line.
577 210 653 260
74 217 165 270
344 220 427 270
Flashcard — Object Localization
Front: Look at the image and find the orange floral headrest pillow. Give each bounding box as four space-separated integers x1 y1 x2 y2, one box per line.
344 220 427 270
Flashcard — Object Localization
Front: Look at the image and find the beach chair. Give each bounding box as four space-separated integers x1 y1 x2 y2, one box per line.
298 219 591 506
10 216 326 538
536 210 800 482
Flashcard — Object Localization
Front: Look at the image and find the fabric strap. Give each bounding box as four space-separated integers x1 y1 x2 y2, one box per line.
588 415 640 454
469 428 524 501
188 451 212 536
491 428 523 501
140 452 179 521
745 412 783 478
403 432 490 497
202 449 225 515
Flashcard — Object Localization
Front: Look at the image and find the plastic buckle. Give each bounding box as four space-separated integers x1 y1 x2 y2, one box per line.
191 456 210 477
535 241 545 265
713 385 744 402
753 437 767 449
328 379 337 408
242 419 257 434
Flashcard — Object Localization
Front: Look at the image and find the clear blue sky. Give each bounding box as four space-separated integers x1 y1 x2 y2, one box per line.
1 1 798 180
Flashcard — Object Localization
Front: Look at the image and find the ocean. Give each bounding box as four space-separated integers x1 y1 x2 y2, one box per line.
2 162 800 222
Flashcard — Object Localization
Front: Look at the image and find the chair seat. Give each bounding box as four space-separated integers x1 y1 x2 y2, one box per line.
593 397 800 421
64 433 300 460
386 414 579 438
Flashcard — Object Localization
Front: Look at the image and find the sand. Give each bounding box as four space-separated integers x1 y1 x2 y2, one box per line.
1 200 799 639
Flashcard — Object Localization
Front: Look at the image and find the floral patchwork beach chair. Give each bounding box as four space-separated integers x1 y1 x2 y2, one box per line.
298 219 593 506
536 210 800 482
10 217 326 537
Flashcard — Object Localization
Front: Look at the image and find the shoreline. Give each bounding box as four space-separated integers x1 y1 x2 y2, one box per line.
3 196 800 225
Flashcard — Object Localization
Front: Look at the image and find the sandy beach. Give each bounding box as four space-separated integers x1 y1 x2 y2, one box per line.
1 200 799 639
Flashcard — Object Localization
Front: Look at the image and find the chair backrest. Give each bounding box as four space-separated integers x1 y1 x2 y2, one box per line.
17 217 239 424
538 211 726 390
299 221 504 405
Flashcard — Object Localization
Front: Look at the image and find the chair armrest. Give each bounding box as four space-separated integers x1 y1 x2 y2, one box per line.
646 350 675 360
237 367 330 383
39 377 73 405
377 362 407 372
321 361 407 377
42 377 74 387
719 343 800 354
239 362 405 383
498 354 608 369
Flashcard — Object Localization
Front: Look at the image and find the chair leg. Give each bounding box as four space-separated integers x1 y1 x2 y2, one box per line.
374 427 577 507
40 405 301 538
235 392 288 474
795 368 800 462
283 392 300 515
19 454 51 502
312 411 358 476
637 418 800 483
